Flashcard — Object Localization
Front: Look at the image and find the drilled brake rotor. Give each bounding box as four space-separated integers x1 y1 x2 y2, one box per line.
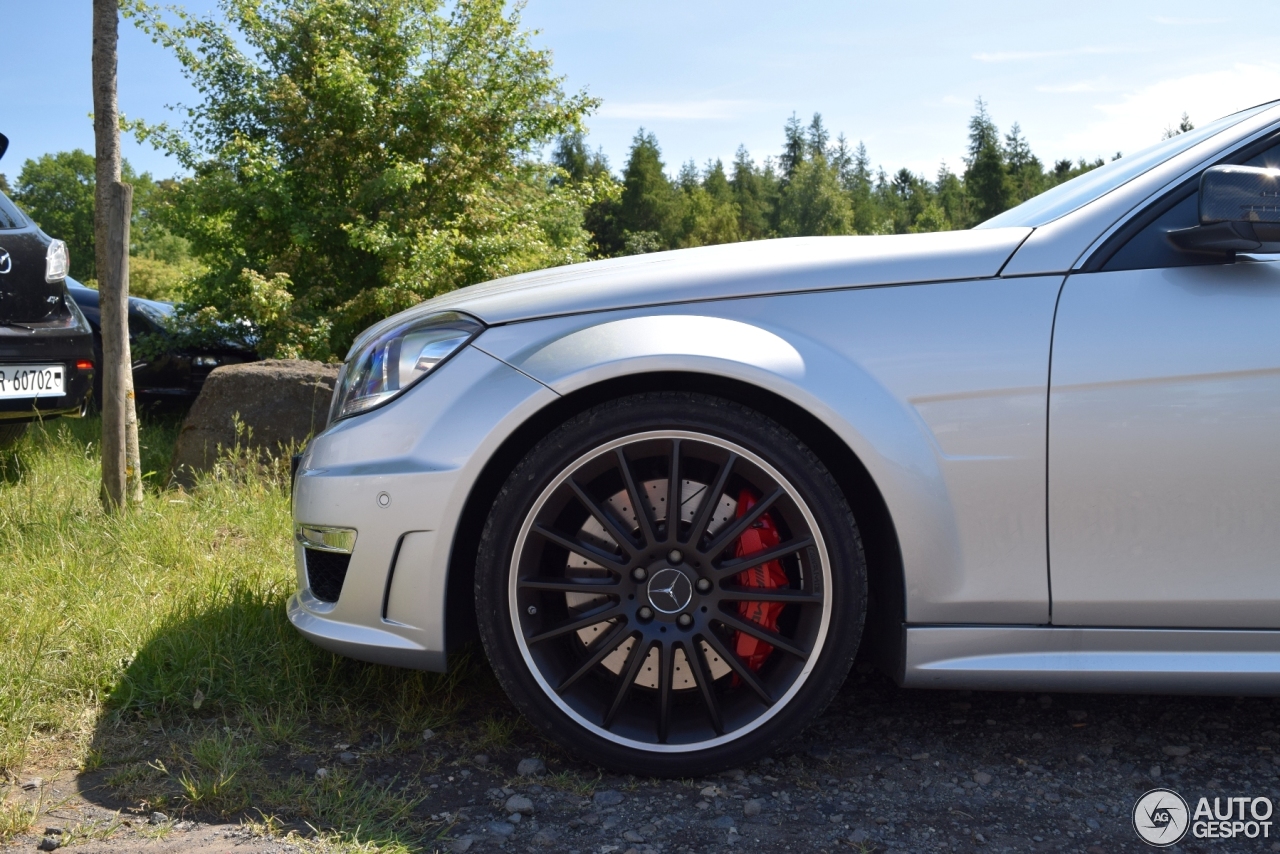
567 477 736 688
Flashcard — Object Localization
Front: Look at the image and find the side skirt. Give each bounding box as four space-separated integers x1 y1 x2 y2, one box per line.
902 625 1280 695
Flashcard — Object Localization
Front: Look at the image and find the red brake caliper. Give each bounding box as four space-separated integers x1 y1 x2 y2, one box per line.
731 488 788 671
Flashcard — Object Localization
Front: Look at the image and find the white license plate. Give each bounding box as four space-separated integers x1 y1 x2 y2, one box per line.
0 365 65 399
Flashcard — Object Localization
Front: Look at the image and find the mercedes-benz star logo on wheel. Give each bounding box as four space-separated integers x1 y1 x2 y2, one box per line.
0 248 10 274
1132 788 1189 847
647 568 692 614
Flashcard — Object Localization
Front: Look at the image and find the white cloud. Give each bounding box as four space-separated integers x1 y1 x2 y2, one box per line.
595 99 761 121
1051 62 1280 158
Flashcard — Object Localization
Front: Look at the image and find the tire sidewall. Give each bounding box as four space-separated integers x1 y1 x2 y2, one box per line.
475 392 866 776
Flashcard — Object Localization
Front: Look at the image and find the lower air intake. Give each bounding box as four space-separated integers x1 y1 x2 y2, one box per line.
305 548 351 603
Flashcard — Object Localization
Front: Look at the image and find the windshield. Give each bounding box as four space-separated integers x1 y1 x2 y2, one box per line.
978 104 1276 229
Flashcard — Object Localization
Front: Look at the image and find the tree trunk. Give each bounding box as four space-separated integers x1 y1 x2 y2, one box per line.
100 183 142 507
93 0 143 509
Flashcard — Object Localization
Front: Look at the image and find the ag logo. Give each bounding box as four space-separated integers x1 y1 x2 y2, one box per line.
1133 788 1190 847
0 248 10 274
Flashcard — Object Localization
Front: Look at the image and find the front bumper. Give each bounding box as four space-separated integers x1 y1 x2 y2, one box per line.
288 344 554 671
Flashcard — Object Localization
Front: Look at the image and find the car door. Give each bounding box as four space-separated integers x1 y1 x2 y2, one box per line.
1048 141 1280 628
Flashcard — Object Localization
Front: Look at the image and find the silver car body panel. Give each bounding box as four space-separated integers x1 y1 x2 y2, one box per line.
1048 260 1280 627
904 626 1280 694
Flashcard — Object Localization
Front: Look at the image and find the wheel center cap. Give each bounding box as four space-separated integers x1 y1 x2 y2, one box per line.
646 567 693 614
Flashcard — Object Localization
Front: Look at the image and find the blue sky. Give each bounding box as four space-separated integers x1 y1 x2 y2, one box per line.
2 1 1277 182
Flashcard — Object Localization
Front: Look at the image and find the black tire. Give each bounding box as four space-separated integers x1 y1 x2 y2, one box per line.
475 392 866 776
0 422 28 450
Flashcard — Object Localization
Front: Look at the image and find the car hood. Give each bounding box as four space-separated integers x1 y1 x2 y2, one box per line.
351 227 1032 352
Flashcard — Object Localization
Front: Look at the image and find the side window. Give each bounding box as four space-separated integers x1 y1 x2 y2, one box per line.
1099 137 1280 273
0 193 26 230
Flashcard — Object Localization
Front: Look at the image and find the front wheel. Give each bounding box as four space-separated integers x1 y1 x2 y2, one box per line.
475 393 866 775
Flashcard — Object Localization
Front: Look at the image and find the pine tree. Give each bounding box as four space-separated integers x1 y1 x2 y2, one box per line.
778 153 853 237
851 143 871 186
935 162 966 227
618 129 679 251
848 141 875 234
964 98 1011 223
676 159 701 192
780 113 807 182
674 159 739 248
807 113 830 157
703 159 733 204
888 168 935 233
730 147 776 240
551 131 610 184
830 134 853 186
552 132 589 183
1004 122 1043 204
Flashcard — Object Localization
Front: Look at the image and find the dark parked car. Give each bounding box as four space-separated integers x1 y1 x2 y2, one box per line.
66 279 257 405
0 133 95 447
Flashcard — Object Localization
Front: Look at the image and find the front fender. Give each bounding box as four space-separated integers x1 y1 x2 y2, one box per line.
472 284 1054 626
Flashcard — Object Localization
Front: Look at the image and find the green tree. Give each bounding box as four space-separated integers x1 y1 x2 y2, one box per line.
729 147 776 240
847 141 876 235
964 98 1010 223
702 159 732 205
1004 123 1044 205
909 201 950 233
553 131 620 257
777 154 853 237
552 131 611 184
934 162 966 227
675 160 739 248
807 113 830 156
617 129 679 251
126 0 601 358
779 113 807 181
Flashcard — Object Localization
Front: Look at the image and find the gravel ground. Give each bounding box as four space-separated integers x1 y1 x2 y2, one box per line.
11 664 1280 853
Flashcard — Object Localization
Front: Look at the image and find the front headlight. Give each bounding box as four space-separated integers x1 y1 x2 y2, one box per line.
330 311 484 422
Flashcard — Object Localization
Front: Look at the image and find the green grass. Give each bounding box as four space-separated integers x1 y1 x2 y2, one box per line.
0 414 514 852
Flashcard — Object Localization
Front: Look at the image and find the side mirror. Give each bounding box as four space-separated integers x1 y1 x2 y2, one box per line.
1168 165 1280 255
0 133 7 162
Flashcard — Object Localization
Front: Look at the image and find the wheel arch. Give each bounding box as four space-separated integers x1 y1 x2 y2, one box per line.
444 371 905 678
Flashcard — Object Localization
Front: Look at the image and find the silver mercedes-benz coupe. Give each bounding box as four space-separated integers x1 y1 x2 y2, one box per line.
291 101 1280 775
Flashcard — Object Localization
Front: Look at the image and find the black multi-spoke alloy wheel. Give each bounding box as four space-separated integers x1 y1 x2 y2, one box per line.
476 393 866 775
